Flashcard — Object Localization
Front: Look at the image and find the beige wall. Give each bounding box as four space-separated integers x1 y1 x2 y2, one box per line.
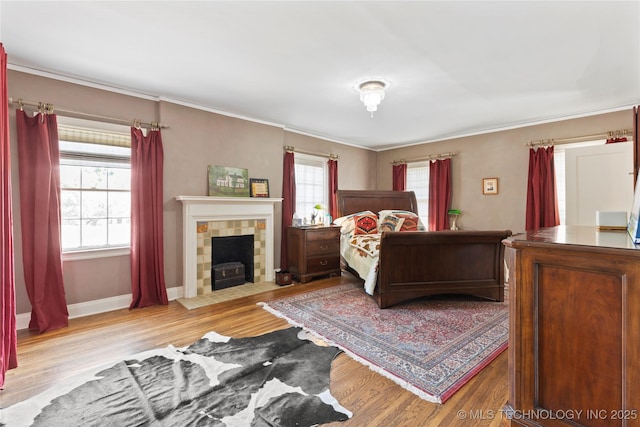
8 70 375 314
376 110 632 233
8 69 634 316
283 131 378 191
159 101 286 291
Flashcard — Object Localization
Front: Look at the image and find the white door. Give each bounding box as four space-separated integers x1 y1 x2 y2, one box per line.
565 142 634 226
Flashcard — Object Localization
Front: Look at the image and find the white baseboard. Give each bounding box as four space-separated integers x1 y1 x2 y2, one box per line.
16 286 184 331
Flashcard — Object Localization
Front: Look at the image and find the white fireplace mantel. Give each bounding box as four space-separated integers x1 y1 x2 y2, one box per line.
176 196 282 298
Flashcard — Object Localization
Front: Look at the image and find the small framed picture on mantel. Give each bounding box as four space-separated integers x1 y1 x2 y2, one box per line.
482 178 498 195
250 178 270 198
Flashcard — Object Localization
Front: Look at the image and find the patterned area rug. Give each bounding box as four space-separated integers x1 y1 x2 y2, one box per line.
0 328 351 427
259 283 508 403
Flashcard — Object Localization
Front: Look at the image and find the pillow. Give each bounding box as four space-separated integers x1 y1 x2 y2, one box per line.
334 211 375 235
378 209 426 231
333 210 375 226
378 209 417 218
378 214 404 232
336 217 356 235
396 213 420 231
353 212 379 235
333 214 353 226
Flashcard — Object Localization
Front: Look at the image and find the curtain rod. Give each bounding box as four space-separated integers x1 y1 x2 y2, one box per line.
525 128 633 147
8 97 169 130
284 145 338 159
391 151 457 165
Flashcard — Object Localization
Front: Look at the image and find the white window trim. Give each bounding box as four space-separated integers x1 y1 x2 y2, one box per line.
294 152 329 217
63 246 130 262
58 117 132 255
406 160 430 224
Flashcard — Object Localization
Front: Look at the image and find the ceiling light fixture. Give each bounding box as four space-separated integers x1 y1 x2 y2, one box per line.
358 80 388 117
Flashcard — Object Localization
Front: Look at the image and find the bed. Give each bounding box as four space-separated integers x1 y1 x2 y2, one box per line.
336 190 512 308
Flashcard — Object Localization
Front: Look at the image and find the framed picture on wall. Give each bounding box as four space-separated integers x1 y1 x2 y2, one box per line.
483 178 499 195
250 178 270 198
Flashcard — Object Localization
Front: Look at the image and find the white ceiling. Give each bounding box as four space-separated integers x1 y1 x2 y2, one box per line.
1 1 639 151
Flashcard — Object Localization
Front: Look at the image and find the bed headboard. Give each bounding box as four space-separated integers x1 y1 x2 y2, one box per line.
336 190 419 218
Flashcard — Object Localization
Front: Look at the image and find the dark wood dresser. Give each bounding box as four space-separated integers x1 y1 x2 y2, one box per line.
503 226 639 427
287 226 341 283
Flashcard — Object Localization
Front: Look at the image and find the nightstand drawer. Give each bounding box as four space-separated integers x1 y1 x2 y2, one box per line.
306 255 340 274
306 228 340 241
307 239 340 256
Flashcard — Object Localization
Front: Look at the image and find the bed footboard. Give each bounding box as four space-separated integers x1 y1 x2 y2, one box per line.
375 230 512 308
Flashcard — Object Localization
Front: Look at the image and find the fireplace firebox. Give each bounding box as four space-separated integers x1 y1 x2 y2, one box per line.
211 235 254 290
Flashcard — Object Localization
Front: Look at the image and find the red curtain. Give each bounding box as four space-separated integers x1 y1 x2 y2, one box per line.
280 151 295 270
428 158 452 231
16 110 68 333
525 146 560 230
130 128 168 309
634 106 639 186
392 163 407 191
328 158 338 220
1 42 17 386
606 136 628 144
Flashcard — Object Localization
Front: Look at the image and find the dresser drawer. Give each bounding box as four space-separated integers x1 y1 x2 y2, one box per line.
307 239 340 256
305 255 340 274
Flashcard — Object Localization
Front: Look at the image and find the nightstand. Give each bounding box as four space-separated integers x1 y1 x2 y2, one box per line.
287 226 341 283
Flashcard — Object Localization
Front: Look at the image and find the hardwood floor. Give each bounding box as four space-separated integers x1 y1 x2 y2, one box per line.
1 274 510 426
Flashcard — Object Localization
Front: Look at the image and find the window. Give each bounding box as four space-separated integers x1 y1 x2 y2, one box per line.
406 161 429 226
294 153 328 223
58 121 131 254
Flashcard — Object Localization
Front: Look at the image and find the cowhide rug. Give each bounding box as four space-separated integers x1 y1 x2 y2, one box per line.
0 327 352 427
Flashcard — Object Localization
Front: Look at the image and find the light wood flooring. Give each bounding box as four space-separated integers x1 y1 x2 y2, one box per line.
1 274 510 426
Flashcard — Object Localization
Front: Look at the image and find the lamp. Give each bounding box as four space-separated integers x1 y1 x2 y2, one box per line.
358 80 387 117
312 203 327 225
448 209 461 231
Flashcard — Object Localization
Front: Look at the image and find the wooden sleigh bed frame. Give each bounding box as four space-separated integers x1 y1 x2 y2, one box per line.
336 190 512 308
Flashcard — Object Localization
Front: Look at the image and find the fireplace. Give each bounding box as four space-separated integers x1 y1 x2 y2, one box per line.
212 235 255 289
176 196 281 298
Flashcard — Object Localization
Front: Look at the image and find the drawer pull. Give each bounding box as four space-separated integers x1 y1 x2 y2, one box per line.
320 245 328 251
320 260 328 266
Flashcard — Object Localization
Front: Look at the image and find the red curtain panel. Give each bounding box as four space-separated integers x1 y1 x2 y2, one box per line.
280 151 296 270
634 106 639 186
328 158 338 221
392 163 407 191
16 110 69 333
428 158 452 231
130 128 168 308
525 146 560 230
0 42 18 386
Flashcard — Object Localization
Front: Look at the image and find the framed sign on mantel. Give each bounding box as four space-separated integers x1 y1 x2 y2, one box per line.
208 165 249 197
250 178 270 198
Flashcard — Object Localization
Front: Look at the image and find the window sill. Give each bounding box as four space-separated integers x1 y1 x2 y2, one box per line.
63 246 130 262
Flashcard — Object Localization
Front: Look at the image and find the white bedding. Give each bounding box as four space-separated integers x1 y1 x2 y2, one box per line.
334 208 424 296
340 232 381 295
